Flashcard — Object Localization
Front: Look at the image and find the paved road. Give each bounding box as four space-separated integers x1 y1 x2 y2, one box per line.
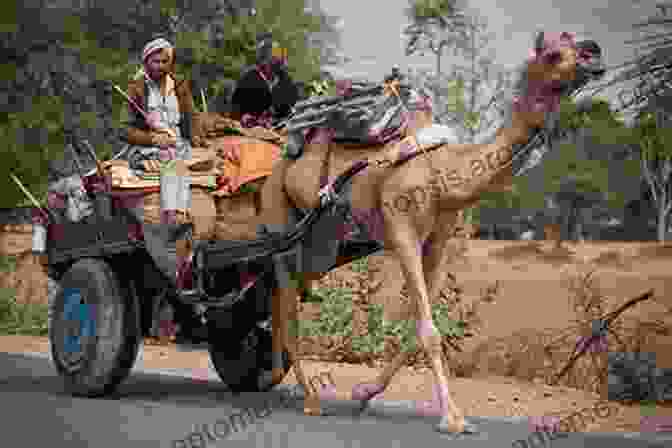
1 352 670 448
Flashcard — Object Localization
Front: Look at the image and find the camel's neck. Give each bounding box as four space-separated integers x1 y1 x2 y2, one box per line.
453 113 545 194
465 92 555 184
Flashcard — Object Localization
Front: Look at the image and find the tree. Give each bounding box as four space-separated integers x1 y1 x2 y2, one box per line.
473 96 638 241
1 0 333 209
442 13 513 144
627 107 672 241
402 0 467 75
611 2 672 240
404 6 513 230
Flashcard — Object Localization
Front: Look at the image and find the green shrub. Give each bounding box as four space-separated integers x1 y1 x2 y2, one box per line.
350 257 369 273
300 286 467 355
0 255 17 273
0 288 49 336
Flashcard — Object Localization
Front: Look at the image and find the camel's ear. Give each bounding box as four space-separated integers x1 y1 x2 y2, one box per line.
534 31 545 54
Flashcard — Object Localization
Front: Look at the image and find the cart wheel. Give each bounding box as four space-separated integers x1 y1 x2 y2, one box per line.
209 324 291 392
50 258 141 397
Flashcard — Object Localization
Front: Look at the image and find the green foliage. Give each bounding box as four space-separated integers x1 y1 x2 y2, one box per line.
308 78 336 97
351 303 387 354
631 110 672 160
408 0 463 24
443 77 468 115
0 94 68 207
404 0 466 60
472 184 525 223
350 257 369 273
299 287 354 339
1 0 333 208
0 255 17 274
300 286 468 355
0 289 49 336
471 96 640 223
191 0 324 99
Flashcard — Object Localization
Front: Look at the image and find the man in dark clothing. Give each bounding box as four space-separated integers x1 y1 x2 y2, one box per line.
230 32 299 125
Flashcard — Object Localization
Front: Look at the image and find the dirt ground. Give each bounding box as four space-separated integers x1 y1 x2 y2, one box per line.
1 237 672 434
2 237 672 433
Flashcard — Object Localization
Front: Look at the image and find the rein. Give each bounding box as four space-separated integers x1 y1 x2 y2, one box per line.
317 126 548 207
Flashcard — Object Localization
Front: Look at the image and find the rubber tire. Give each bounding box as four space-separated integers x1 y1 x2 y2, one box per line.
209 324 291 392
49 258 141 397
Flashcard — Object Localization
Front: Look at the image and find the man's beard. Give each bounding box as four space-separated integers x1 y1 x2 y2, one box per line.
145 65 166 80
149 70 165 80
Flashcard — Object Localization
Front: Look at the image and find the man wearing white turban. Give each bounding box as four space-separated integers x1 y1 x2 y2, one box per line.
125 37 203 291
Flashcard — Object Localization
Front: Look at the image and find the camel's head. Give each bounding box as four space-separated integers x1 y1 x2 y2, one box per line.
514 32 605 129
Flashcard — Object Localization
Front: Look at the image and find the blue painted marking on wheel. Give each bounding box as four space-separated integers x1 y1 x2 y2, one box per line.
62 288 96 353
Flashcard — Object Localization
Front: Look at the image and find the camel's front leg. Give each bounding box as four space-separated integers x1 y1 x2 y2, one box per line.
384 213 474 434
354 212 459 393
353 213 458 405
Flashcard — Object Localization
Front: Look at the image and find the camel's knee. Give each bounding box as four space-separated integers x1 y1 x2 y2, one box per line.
422 334 443 357
417 319 442 356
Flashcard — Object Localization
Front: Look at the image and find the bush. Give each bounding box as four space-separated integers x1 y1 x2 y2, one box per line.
299 285 467 356
0 287 49 336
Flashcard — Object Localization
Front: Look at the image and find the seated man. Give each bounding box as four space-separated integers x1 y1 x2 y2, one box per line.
124 37 201 284
230 32 299 127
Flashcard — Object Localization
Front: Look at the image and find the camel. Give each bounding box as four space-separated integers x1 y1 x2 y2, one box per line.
260 32 605 435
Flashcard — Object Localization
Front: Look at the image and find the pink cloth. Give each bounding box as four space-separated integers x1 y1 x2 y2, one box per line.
335 79 353 96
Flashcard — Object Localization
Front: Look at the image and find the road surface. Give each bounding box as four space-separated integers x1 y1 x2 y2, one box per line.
0 352 670 447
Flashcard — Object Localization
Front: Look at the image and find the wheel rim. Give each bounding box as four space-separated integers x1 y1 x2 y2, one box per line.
55 287 96 372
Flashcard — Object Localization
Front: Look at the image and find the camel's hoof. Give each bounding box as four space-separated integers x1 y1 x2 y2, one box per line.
415 399 443 417
302 393 323 416
435 418 479 436
303 407 323 416
351 382 386 413
351 382 385 402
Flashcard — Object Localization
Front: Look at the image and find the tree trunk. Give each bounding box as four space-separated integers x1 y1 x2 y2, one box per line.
570 206 583 241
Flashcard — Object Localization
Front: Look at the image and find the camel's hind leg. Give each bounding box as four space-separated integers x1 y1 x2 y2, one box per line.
260 159 327 415
260 159 296 385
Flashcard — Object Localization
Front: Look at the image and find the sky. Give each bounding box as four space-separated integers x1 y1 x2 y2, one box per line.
317 0 664 113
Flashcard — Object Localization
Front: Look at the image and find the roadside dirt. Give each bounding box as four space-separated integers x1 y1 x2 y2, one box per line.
1 238 671 434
